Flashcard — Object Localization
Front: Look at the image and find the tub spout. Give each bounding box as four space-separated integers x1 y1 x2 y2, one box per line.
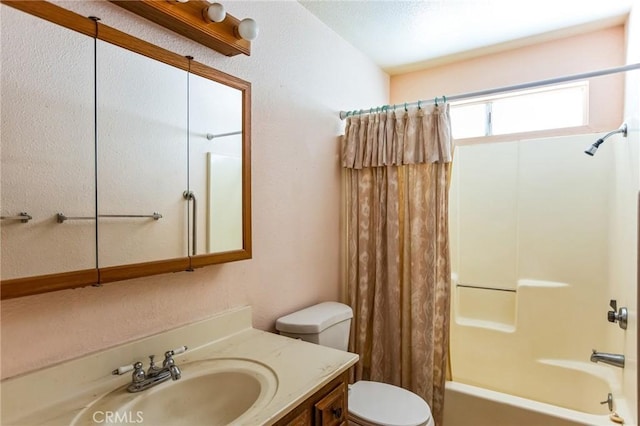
590 350 624 368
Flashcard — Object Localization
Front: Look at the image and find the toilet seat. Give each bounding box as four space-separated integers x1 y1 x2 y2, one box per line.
348 381 434 426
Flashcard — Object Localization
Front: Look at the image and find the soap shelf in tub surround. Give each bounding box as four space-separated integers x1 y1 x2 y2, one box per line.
0 306 359 426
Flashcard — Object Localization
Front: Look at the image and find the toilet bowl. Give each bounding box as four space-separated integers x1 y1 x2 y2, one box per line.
276 302 434 426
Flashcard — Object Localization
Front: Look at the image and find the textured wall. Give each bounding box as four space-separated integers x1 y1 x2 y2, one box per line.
391 26 625 135
0 1 388 379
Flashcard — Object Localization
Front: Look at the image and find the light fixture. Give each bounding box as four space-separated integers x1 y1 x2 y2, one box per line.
237 18 258 41
201 3 258 42
202 2 226 23
110 0 255 56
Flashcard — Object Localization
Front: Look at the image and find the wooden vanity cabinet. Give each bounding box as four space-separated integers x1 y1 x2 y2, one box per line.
276 371 349 426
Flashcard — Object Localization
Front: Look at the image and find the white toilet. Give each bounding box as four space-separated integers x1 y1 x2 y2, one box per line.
276 301 435 426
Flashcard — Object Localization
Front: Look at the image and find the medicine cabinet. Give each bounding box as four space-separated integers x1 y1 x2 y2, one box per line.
0 0 252 298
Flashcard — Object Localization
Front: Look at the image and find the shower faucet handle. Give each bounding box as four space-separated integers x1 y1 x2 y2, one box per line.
607 299 628 330
607 300 617 322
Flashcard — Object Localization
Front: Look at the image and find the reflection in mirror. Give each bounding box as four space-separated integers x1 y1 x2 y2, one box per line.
0 5 96 281
188 73 243 254
96 40 189 268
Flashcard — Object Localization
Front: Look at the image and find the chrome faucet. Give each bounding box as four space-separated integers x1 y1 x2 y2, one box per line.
112 346 187 393
590 350 624 369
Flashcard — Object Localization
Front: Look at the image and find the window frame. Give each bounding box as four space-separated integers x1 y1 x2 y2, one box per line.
450 81 590 144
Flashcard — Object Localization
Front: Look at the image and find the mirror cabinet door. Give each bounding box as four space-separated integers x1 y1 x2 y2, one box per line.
0 5 96 281
188 73 244 255
96 40 189 271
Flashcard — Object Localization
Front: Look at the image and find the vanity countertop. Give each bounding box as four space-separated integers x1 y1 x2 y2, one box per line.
1 306 359 425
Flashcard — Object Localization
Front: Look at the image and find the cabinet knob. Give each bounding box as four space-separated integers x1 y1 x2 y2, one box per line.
332 407 343 419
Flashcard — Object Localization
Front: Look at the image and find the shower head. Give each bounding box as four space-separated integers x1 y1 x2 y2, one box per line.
584 123 627 156
584 139 604 156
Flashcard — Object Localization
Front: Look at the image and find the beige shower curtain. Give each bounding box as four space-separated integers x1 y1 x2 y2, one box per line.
342 105 453 426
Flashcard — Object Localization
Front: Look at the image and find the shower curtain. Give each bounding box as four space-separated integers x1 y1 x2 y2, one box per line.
342 105 453 425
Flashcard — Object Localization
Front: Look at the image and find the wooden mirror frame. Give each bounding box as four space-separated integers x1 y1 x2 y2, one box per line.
0 0 251 299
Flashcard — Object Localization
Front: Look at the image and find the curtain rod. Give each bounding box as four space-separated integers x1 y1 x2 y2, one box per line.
339 62 640 120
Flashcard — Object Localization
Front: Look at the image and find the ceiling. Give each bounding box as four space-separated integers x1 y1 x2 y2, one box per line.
299 0 633 75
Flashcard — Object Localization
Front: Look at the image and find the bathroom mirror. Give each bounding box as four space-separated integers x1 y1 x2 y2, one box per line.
188 73 244 257
0 1 251 298
186 61 251 269
0 4 98 288
96 39 189 271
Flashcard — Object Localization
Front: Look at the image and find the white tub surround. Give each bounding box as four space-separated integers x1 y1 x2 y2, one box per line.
444 382 635 426
0 306 359 425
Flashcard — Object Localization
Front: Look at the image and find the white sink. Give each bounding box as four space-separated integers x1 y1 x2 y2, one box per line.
71 358 278 426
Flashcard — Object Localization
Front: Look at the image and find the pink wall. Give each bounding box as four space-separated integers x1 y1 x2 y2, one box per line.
391 26 625 134
0 1 389 379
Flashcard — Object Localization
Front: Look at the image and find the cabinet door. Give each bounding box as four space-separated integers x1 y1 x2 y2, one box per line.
314 383 347 426
274 373 349 426
0 4 95 281
188 73 243 255
96 40 188 269
285 409 311 426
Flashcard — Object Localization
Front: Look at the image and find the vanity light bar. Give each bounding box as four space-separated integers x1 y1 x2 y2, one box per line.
109 0 251 56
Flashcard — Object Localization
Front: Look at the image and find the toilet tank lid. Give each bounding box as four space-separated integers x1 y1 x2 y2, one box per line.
275 302 353 334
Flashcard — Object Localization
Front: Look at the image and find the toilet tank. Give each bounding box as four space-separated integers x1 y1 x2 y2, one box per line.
275 302 353 352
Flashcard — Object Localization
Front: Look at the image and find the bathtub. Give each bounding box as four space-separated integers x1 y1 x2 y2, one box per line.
447 282 635 425
443 368 635 426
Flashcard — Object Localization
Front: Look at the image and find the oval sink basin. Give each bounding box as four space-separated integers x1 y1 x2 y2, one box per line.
71 358 278 426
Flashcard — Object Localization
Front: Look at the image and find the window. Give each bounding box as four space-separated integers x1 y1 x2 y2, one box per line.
450 81 589 139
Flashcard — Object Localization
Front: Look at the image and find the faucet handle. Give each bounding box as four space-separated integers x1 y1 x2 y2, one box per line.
607 300 628 330
112 364 135 375
164 346 188 359
162 345 187 367
169 345 188 355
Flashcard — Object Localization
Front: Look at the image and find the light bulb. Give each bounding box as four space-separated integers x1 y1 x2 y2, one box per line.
203 3 226 23
237 18 258 41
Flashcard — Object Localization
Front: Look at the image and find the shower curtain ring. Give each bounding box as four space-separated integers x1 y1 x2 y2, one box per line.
404 102 408 112
434 96 439 106
418 100 422 110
